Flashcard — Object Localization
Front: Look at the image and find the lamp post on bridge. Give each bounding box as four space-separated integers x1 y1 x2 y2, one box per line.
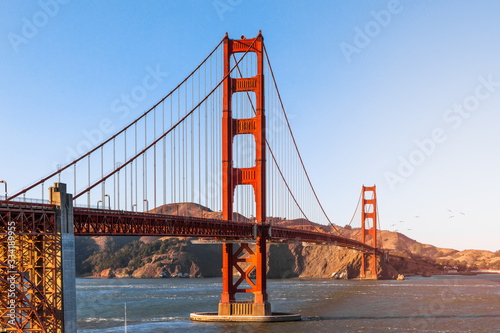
97 195 111 209
0 180 7 200
105 194 111 210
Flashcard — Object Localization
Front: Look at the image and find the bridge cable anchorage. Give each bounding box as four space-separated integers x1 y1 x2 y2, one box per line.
72 37 258 200
231 54 326 235
263 46 344 236
5 37 225 202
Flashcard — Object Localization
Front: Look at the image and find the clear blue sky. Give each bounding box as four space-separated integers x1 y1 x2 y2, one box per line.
1 1 499 251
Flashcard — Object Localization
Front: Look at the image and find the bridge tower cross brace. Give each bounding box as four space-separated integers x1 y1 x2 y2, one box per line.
360 185 378 278
219 32 271 316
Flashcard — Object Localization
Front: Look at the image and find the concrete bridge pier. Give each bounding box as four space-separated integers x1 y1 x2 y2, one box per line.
50 183 77 333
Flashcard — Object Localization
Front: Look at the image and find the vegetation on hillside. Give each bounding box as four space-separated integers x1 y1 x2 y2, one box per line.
76 237 186 276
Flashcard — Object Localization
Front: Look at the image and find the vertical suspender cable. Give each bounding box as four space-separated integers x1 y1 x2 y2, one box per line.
214 47 217 215
204 59 208 210
88 155 90 207
125 130 127 211
264 46 342 234
176 89 180 213
101 146 104 208
198 68 202 217
117 161 120 210
210 55 214 211
184 80 187 207
186 84 189 209
144 115 147 211
73 164 76 205
135 122 138 211
130 162 133 210
113 137 116 209
163 102 166 207
191 75 194 208
154 107 157 211
171 95 174 209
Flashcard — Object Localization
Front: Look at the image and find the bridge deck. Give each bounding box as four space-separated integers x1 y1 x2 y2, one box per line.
0 202 376 252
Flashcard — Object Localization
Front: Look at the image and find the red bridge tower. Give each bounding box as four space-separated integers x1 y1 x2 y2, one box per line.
219 32 271 316
360 185 378 278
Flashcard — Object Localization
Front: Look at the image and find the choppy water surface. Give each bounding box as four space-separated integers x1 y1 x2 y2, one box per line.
77 275 500 332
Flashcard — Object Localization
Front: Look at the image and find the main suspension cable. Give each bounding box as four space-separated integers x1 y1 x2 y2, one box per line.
74 37 258 200
263 46 344 236
7 37 225 202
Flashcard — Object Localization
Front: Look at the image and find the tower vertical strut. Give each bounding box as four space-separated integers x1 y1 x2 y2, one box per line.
219 32 271 316
360 185 378 279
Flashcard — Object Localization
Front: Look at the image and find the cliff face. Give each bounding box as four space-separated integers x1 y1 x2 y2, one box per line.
84 237 223 278
79 234 499 280
268 243 399 279
82 238 403 279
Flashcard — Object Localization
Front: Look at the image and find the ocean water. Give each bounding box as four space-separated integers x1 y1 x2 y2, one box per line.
77 275 500 332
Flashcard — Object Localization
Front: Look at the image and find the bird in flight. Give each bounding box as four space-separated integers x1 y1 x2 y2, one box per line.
415 216 420 218
460 212 466 215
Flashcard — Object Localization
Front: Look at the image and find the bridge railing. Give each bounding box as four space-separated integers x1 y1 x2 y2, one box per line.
0 195 50 205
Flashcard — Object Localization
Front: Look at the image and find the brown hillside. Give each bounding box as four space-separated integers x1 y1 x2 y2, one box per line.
77 203 499 279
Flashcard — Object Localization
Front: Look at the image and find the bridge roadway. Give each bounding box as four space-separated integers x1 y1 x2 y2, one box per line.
1 202 376 253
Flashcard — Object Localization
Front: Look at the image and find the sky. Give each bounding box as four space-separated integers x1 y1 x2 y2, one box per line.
1 1 499 251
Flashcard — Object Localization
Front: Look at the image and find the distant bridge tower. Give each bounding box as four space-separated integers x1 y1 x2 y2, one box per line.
360 185 378 278
219 31 271 316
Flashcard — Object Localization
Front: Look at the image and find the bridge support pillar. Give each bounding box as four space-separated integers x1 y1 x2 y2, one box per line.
50 183 77 333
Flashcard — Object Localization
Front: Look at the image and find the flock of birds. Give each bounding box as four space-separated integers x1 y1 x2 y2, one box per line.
390 209 466 233
446 208 466 219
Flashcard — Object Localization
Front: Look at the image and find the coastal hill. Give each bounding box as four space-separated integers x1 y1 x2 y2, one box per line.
75 203 500 279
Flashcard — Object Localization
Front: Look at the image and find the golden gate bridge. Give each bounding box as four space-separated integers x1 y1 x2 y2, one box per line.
1 32 379 332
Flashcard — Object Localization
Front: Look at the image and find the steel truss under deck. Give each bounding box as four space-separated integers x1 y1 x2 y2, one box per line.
0 203 62 332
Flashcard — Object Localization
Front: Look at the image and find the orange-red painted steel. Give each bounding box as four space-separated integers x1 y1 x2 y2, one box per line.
1 197 378 329
221 32 268 305
71 207 376 252
0 203 378 250
0 202 62 332
360 185 378 278
0 33 385 328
